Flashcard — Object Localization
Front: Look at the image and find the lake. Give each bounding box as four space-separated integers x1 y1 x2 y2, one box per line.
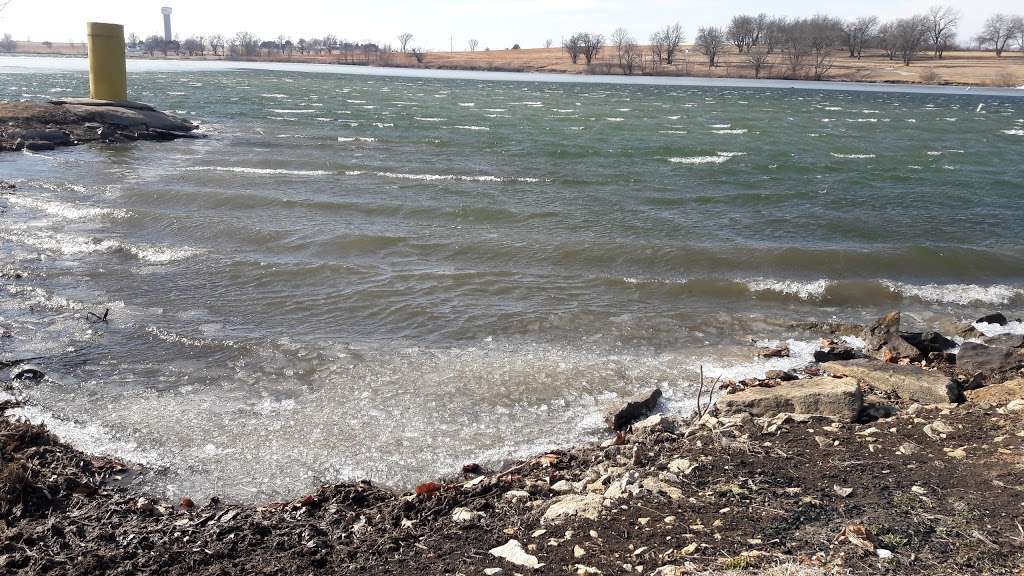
1 56 1022 502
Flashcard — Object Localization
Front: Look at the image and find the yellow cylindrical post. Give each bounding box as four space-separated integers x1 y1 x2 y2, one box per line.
86 22 127 101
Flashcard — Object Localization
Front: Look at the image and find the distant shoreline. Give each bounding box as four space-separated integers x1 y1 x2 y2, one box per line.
3 54 1023 98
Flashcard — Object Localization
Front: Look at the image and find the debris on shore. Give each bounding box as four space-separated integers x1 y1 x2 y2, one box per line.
0 98 200 152
1 311 1023 575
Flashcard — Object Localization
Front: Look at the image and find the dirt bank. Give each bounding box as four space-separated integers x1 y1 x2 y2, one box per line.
2 312 1023 575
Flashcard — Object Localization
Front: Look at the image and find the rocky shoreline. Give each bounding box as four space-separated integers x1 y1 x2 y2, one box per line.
1 311 1023 575
0 99 200 152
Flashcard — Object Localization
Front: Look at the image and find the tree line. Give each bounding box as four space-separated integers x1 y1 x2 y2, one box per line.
563 8 1024 79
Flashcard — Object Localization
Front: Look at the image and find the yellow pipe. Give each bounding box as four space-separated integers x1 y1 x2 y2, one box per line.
86 22 127 101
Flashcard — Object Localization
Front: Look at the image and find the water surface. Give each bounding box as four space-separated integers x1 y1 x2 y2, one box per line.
2 58 1023 501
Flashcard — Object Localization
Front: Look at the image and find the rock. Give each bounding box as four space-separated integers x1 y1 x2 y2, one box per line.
902 332 956 355
957 343 1024 378
960 313 1008 338
62 104 197 133
542 494 604 524
758 345 790 358
483 569 503 576
823 359 962 404
982 334 1024 349
631 413 676 434
451 507 482 523
603 388 662 430
641 477 683 500
965 378 1024 405
25 140 56 151
765 370 799 381
489 539 542 569
8 128 72 145
12 367 45 381
651 566 687 576
923 420 954 440
813 344 859 362
49 98 158 111
550 480 574 493
575 565 602 575
862 311 923 362
667 458 697 475
713 376 863 422
1006 399 1024 412
136 497 155 514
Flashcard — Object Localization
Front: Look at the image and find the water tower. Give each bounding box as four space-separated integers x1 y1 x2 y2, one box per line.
161 7 173 42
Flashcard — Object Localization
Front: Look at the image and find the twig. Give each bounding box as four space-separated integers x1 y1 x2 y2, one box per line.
86 308 110 323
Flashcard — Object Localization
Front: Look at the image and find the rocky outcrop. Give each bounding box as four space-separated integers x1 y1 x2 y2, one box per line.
603 388 662 430
713 376 863 422
1 99 200 152
957 342 1024 381
965 378 1024 404
862 311 922 362
822 359 962 404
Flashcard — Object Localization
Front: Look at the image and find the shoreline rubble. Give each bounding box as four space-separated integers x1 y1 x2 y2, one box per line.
1 310 1023 575
0 98 200 152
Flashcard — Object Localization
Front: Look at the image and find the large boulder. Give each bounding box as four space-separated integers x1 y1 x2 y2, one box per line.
62 104 196 133
957 343 1024 378
902 332 957 355
823 359 962 404
713 377 863 422
965 378 1024 405
604 388 662 430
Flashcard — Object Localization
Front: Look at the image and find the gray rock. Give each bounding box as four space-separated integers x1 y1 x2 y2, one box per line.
8 128 72 145
902 331 957 355
957 343 1024 377
542 494 604 524
63 104 196 133
862 311 922 361
713 376 863 422
604 388 662 430
49 98 157 111
24 140 56 151
982 334 1024 349
823 359 962 403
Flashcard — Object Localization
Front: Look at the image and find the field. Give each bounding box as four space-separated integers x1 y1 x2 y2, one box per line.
8 40 1024 87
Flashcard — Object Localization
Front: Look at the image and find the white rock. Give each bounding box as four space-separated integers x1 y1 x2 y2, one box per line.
483 569 503 576
923 420 954 440
575 565 603 575
876 548 894 559
543 494 605 524
503 490 530 500
1006 399 1024 412
574 545 586 558
667 458 697 475
452 507 482 523
551 480 574 493
489 539 542 569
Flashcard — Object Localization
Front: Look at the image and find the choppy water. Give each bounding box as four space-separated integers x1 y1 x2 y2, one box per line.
2 57 1023 502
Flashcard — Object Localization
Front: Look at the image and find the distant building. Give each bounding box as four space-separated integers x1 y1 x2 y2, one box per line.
161 7 173 43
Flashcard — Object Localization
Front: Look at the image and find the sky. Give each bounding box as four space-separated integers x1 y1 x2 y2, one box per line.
1 0 1020 51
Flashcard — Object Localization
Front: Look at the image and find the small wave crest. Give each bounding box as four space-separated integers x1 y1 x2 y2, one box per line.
185 166 332 176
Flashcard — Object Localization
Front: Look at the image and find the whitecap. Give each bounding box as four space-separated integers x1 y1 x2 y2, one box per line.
184 166 331 176
745 278 831 300
453 125 490 130
881 281 1022 306
1001 129 1024 135
973 320 1024 337
414 117 446 122
268 109 317 113
605 117 624 122
831 153 876 159
8 195 127 220
712 129 747 134
337 137 377 142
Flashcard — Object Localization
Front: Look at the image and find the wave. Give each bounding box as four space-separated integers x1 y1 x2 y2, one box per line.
346 171 541 183
619 276 1023 306
712 129 747 134
0 229 198 263
337 137 377 142
667 151 745 164
7 195 128 220
1002 130 1024 135
831 153 876 159
453 125 490 131
185 166 332 176
268 109 317 113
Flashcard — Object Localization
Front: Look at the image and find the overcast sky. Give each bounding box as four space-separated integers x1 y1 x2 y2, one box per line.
2 1 1019 51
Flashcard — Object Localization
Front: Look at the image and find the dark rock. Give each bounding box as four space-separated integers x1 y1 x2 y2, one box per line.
25 140 56 151
10 128 72 145
10 138 25 151
927 351 956 365
960 313 1008 338
902 331 957 355
13 367 45 381
957 343 1024 378
982 334 1024 349
765 370 799 381
813 342 860 362
603 388 662 430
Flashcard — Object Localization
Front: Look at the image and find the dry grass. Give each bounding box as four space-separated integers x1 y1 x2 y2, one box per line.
7 41 1024 87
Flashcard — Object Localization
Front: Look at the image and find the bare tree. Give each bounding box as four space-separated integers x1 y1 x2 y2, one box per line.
563 33 584 64
649 30 665 65
621 40 644 74
143 35 163 57
410 47 426 63
895 15 931 65
927 6 960 58
544 39 553 49
209 34 225 57
695 26 726 67
277 35 289 55
844 16 879 59
581 33 604 65
398 32 413 53
877 21 900 60
611 27 631 68
0 32 15 53
748 46 771 78
234 32 261 57
182 36 205 56
1016 16 1024 51
468 39 478 51
323 34 338 54
728 15 756 53
762 16 786 54
976 14 1020 56
127 33 141 48
661 22 684 64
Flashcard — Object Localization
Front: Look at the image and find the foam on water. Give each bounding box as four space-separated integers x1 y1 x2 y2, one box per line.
745 278 831 299
184 166 332 176
7 195 127 220
1002 129 1024 135
0 229 197 263
973 320 1024 337
831 153 877 159
453 125 490 130
881 281 1022 306
667 151 744 164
